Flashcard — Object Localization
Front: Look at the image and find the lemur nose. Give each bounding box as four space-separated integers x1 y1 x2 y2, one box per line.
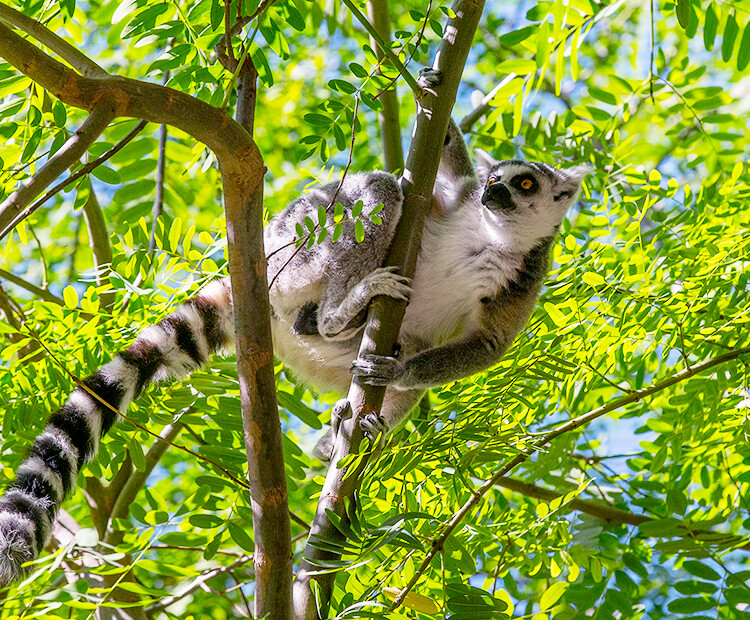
481 181 515 211
484 182 511 203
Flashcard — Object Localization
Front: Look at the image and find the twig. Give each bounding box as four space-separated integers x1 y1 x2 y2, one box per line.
341 0 422 96
104 422 185 545
372 0 432 105
0 3 108 78
0 103 118 239
267 97 361 292
0 267 64 305
0 119 148 242
80 187 115 312
146 554 254 614
367 0 404 173
389 346 750 610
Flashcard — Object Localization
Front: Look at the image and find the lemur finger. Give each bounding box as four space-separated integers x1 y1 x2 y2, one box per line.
366 269 412 300
360 413 389 439
350 354 404 385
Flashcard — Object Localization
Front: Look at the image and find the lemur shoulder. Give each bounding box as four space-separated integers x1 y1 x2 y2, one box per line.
0 107 586 583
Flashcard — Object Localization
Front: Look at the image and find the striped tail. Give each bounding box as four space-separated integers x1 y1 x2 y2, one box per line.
0 278 235 585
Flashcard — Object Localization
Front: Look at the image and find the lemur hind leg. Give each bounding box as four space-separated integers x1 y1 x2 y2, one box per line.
313 171 406 340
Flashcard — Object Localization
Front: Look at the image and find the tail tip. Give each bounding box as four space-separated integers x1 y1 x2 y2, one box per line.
0 515 35 586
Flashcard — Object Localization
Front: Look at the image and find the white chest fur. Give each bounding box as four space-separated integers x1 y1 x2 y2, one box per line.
402 202 524 346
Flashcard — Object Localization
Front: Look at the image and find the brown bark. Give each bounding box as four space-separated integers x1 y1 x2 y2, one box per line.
293 2 486 618
231 55 293 619
0 10 275 617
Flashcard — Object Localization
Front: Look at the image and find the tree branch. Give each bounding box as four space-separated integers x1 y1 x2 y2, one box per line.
0 21 260 165
0 3 108 78
367 0 403 173
0 103 117 238
80 187 115 312
231 43 292 620
390 345 750 610
293 2 485 618
342 0 421 96
146 554 254 615
104 422 184 546
0 267 64 305
495 476 750 552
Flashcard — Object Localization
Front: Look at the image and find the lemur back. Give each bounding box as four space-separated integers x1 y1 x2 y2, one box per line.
0 119 586 584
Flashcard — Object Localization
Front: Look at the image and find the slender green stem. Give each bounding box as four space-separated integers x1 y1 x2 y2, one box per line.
391 345 750 611
342 0 422 96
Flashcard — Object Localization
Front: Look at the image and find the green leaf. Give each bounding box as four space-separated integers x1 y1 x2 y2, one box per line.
354 219 365 243
497 26 536 46
540 581 569 610
588 86 618 105
667 596 715 614
90 165 121 184
737 23 750 71
277 390 322 428
189 513 224 529
682 560 721 581
497 59 537 75
704 3 718 50
227 522 254 552
675 0 690 30
582 272 605 286
127 437 146 472
304 113 331 126
62 285 78 309
722 13 739 63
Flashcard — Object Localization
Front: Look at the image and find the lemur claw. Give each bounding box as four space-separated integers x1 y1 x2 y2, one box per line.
368 266 412 302
360 413 389 446
350 353 405 386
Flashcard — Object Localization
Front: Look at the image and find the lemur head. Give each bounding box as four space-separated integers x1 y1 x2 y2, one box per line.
474 149 588 246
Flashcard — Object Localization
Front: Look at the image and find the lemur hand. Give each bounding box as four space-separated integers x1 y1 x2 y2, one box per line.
350 353 406 386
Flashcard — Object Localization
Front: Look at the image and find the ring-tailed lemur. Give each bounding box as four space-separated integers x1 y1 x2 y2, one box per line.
0 107 587 583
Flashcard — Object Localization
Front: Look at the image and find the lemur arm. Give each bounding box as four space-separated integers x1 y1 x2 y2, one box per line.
432 118 479 214
351 329 513 389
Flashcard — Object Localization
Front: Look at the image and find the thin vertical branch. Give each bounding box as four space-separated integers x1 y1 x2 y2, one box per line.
367 0 404 173
81 187 115 311
231 47 292 620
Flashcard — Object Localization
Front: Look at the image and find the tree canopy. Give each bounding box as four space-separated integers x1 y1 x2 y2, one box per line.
0 0 749 618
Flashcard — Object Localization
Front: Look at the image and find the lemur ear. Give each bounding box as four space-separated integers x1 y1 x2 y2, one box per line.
553 165 590 202
474 149 496 181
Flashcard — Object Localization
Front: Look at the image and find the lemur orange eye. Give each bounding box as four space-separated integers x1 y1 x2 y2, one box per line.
487 178 495 185
521 179 533 190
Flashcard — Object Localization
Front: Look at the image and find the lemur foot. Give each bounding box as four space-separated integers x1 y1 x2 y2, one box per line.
312 398 352 462
350 353 406 386
360 412 389 447
363 266 411 302
330 398 352 436
418 68 443 89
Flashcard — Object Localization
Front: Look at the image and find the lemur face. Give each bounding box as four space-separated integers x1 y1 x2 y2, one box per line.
474 150 589 238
